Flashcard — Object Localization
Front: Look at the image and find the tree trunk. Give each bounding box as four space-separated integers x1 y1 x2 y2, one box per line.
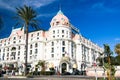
108 56 111 80
25 23 28 76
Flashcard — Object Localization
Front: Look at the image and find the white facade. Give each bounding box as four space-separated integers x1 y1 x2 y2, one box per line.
0 10 103 74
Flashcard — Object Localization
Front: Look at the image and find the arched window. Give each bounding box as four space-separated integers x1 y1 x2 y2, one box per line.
11 47 16 50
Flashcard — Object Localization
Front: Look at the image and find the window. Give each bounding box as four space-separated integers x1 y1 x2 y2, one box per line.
31 34 33 37
35 49 37 53
30 44 32 48
56 21 60 25
62 54 65 57
61 18 64 20
62 41 65 45
51 42 54 46
30 56 32 59
51 48 54 53
18 57 20 59
35 43 38 47
37 33 39 36
52 23 54 26
62 30 64 33
19 40 21 42
57 30 59 33
62 35 64 37
18 46 20 50
35 55 37 59
51 54 54 58
3 49 5 52
8 38 10 41
13 37 16 40
18 51 20 56
53 30 55 34
30 50 32 55
62 47 65 52
66 31 68 34
53 19 56 21
8 42 10 44
19 36 21 39
7 48 9 51
53 36 55 38
13 41 16 43
7 53 9 57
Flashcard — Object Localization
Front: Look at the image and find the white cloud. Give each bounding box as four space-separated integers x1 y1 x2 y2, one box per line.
0 1 15 11
115 38 120 41
0 0 56 11
37 13 55 18
91 2 114 13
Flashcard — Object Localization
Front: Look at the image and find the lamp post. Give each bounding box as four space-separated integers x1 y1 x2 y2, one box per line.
102 55 106 80
93 63 97 80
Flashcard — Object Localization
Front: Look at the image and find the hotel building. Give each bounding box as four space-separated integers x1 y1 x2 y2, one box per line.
0 10 103 74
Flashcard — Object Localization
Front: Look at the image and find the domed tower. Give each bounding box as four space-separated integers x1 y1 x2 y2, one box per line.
45 10 75 73
50 10 69 27
49 10 72 40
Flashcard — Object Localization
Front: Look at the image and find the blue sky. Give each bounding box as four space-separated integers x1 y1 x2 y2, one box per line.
0 0 120 54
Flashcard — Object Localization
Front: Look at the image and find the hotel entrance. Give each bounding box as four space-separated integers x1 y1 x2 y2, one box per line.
61 63 67 73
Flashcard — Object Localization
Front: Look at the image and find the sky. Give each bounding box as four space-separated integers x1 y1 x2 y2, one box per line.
0 0 120 55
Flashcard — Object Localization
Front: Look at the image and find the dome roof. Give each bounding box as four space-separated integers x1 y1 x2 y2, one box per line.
50 10 69 27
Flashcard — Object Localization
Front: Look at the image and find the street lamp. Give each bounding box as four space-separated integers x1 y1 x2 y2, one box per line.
81 62 86 75
93 63 97 80
102 55 106 80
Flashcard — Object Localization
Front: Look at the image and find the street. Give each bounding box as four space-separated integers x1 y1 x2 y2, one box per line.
0 75 94 80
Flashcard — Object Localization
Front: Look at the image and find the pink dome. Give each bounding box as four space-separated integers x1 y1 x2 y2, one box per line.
50 10 69 27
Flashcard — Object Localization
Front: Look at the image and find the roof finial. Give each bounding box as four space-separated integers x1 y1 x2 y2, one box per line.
59 0 61 11
57 0 63 14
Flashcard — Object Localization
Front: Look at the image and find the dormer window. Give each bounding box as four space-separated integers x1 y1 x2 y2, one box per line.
56 21 60 25
31 34 33 37
19 36 21 39
52 23 54 26
53 19 56 21
61 18 64 21
37 33 39 36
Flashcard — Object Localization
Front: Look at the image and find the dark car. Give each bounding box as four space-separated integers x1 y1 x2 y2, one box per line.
72 69 82 75
62 71 71 75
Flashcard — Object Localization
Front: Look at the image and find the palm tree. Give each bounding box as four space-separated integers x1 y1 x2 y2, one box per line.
36 60 47 75
104 44 112 65
15 5 38 76
115 43 120 55
103 44 115 80
114 44 120 65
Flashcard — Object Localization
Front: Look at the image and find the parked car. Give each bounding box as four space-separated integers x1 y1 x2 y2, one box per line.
61 71 71 75
72 69 82 75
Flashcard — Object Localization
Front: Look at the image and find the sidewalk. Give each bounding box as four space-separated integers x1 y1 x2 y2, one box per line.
3 75 27 78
